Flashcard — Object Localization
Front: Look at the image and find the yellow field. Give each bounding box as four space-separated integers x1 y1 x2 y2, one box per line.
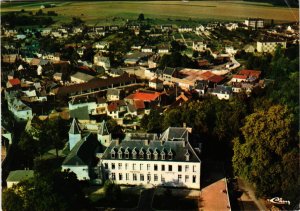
1 1 298 24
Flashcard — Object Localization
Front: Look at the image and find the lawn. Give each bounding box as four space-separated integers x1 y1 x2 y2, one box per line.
1 1 298 25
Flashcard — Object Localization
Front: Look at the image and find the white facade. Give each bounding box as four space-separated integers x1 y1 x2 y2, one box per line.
192 42 207 52
101 159 201 189
257 41 287 53
8 99 33 121
211 92 231 100
94 55 111 70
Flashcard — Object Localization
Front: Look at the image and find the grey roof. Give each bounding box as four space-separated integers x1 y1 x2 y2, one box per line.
98 120 109 135
69 118 81 134
102 138 200 162
71 72 94 82
160 127 189 142
163 67 176 76
107 88 121 96
62 134 101 166
212 85 233 94
6 170 34 182
69 106 90 120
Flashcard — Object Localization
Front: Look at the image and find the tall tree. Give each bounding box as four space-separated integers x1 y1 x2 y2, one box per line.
232 105 298 199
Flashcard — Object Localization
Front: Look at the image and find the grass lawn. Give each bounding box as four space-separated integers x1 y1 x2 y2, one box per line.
1 1 298 25
89 186 141 208
152 192 199 210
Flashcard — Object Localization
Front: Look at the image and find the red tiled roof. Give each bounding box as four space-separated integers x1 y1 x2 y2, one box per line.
126 91 161 102
134 100 145 109
8 78 21 86
239 70 261 78
200 71 215 80
232 75 247 79
107 102 118 112
208 75 225 83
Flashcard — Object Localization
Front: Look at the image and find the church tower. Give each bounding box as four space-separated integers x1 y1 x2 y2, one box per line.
69 118 82 150
97 120 111 147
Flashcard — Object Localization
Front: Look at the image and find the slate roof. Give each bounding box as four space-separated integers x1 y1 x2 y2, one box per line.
163 67 176 76
69 118 81 134
160 127 189 142
62 134 101 166
102 138 200 162
107 88 121 96
69 106 90 120
212 85 232 94
71 72 95 82
6 170 34 182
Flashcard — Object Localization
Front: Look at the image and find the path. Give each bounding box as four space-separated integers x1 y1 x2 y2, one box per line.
238 178 268 211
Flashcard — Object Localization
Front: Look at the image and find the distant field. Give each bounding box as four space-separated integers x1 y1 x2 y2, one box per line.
1 1 298 25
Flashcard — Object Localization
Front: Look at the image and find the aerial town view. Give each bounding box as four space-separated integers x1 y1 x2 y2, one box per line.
1 0 299 210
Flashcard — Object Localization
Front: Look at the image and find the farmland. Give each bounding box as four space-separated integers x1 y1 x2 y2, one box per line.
1 1 299 25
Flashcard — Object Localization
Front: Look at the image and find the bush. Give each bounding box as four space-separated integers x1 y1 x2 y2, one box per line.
103 180 121 202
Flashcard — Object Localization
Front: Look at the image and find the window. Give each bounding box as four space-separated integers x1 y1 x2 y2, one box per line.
192 175 196 183
147 164 151 171
125 152 129 159
118 152 122 159
161 154 165 160
185 175 189 183
154 164 158 171
104 163 108 169
119 173 123 180
178 165 182 172
154 174 158 181
132 163 136 170
140 174 144 181
139 153 144 159
140 164 143 170
147 152 151 160
193 165 196 172
185 165 189 172
161 165 165 171
111 152 115 159
111 173 116 180
126 173 129 181
178 174 182 182
168 154 173 160
112 163 115 169
168 165 172 171
147 174 151 181
118 163 122 170
161 175 165 182
133 173 137 181
132 148 137 159
125 163 128 170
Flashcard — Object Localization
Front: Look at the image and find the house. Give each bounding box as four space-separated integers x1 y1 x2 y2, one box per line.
163 67 177 82
108 69 124 77
93 42 109 50
94 54 111 70
107 100 128 120
225 23 238 31
257 39 287 53
107 89 122 101
6 78 21 88
243 44 256 53
100 127 201 189
157 45 170 54
225 47 237 55
194 80 209 95
178 26 193 33
71 72 95 84
43 52 61 61
244 18 264 29
69 97 98 115
238 69 261 81
7 98 32 121
149 78 164 90
210 85 232 100
2 54 18 64
161 25 173 32
125 90 161 104
231 75 248 83
192 42 207 52
53 72 63 82
6 170 34 188
207 75 225 85
142 46 155 53
109 25 119 31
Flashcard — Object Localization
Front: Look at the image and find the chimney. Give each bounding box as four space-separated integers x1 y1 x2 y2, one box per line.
115 139 120 146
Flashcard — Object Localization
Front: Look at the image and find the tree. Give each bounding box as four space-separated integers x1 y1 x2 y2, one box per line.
232 105 298 198
2 188 24 211
103 180 121 202
137 13 145 21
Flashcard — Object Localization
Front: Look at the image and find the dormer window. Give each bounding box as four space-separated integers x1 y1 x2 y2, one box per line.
111 148 116 159
168 149 173 160
132 147 137 159
146 148 151 160
161 149 166 160
125 147 129 159
118 147 123 159
185 150 190 161
153 148 158 160
139 148 144 159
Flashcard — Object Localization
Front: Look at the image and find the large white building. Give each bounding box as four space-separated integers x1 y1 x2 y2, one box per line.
100 127 201 189
245 18 264 29
257 40 287 53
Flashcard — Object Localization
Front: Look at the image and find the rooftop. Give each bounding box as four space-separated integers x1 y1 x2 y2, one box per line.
6 170 34 182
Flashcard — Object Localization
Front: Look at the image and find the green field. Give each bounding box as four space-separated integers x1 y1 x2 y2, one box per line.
1 1 298 25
